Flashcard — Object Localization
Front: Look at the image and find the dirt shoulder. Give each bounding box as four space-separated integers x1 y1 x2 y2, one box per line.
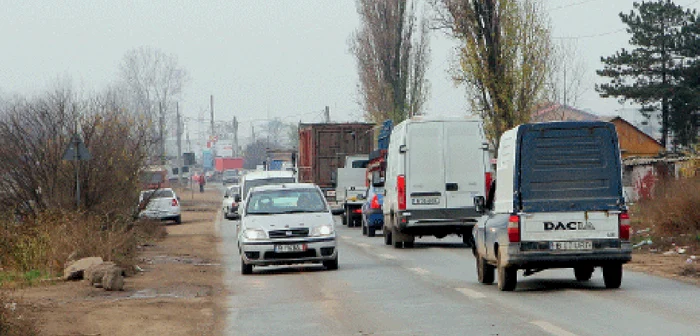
628 250 700 286
18 186 227 336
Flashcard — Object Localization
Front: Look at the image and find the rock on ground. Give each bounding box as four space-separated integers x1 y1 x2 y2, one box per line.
63 257 104 281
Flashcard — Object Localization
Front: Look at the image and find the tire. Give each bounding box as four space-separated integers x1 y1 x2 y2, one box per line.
368 226 376 237
174 215 182 224
341 210 347 225
497 254 517 291
463 232 474 248
403 241 414 248
384 225 392 245
391 226 403 249
477 255 495 284
241 258 253 275
603 263 623 289
361 218 368 235
574 266 594 281
345 210 352 227
323 255 339 270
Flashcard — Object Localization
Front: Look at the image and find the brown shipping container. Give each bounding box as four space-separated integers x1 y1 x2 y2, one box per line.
298 123 374 193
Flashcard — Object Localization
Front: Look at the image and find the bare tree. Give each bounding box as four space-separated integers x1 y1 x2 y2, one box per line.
350 0 431 125
546 40 588 112
433 0 552 151
119 46 188 161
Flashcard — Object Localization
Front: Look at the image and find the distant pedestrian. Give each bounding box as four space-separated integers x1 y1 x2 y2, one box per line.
198 173 206 193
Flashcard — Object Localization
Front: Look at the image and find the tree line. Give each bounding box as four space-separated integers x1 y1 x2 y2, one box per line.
352 0 699 151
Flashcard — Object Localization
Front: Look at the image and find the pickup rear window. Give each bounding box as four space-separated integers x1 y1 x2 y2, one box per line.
518 123 623 212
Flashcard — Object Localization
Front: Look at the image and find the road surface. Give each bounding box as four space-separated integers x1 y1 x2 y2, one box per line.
217 214 699 336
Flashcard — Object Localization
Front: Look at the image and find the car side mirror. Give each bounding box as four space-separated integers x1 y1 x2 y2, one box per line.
481 142 489 151
399 145 407 153
331 208 344 216
473 196 486 214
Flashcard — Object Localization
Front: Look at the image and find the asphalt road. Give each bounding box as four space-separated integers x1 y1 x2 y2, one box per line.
217 214 700 336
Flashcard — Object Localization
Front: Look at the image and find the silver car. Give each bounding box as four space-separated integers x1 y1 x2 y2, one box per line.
237 183 340 274
138 188 181 224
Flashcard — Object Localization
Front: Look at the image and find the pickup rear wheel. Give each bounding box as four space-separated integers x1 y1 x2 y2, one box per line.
391 226 403 248
574 266 594 281
477 255 495 284
384 225 392 245
603 263 623 289
497 254 517 291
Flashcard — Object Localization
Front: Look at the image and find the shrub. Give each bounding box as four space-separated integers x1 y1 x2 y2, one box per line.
633 175 700 251
0 209 166 285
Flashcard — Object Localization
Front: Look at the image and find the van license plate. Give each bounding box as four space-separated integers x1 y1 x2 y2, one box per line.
550 241 592 250
274 244 307 253
412 197 440 205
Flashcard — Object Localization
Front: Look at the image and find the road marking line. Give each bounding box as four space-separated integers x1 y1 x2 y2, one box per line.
455 287 486 299
378 253 397 260
408 267 430 276
356 242 371 249
530 321 578 336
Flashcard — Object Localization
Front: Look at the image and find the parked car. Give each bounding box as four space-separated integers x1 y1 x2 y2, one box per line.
237 183 341 274
361 185 384 237
222 184 241 220
222 169 239 185
138 188 181 224
473 121 632 291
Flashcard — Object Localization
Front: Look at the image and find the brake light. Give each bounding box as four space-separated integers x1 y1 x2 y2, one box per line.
508 215 520 242
485 172 493 199
353 208 363 214
171 198 179 207
619 212 631 240
397 175 406 210
371 195 380 209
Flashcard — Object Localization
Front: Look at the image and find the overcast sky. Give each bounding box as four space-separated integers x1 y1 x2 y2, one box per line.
1 0 698 140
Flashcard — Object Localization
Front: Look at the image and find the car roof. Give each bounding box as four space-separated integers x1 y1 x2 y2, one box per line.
141 188 174 193
249 183 318 192
243 170 295 180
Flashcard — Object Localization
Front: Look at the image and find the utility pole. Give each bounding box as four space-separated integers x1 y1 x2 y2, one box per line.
324 106 330 122
176 102 182 186
233 116 239 157
159 102 165 164
210 95 215 137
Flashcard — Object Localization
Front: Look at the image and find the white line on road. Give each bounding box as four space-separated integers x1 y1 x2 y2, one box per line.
355 242 371 249
530 321 578 336
408 267 430 276
455 287 486 299
378 253 397 260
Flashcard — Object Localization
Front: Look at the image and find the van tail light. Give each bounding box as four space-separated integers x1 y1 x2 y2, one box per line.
397 175 406 210
353 208 363 214
619 212 631 240
508 215 520 243
484 172 493 199
371 195 380 209
171 198 179 207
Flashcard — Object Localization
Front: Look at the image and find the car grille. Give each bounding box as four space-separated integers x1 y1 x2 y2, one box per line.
264 249 317 259
268 228 310 239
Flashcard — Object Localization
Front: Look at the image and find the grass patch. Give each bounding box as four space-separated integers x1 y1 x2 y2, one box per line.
631 175 700 254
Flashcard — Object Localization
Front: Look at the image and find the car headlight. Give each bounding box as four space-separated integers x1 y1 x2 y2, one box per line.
311 224 334 237
243 228 266 240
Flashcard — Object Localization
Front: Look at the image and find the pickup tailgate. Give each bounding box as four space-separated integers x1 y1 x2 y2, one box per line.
520 211 619 242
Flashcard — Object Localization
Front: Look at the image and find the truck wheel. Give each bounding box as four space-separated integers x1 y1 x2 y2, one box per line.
384 225 392 245
361 218 368 235
477 255 495 284
574 266 594 281
603 263 623 289
497 254 517 291
391 226 403 249
368 226 376 237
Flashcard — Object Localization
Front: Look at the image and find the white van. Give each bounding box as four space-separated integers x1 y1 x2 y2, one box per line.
239 170 297 202
383 116 490 248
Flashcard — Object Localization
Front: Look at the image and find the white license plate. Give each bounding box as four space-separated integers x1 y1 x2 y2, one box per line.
326 190 336 197
412 197 440 205
550 241 593 250
274 244 307 253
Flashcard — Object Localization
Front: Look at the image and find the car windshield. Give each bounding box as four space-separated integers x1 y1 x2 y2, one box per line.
246 188 327 215
141 189 174 200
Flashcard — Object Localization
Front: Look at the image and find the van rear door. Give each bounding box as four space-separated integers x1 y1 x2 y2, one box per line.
517 123 624 242
444 121 484 208
406 122 446 209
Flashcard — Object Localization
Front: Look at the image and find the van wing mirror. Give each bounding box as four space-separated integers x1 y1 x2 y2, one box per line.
399 145 407 153
473 196 486 214
481 142 489 151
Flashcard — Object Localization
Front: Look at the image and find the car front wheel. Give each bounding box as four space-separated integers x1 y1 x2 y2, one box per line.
323 256 339 270
241 258 253 275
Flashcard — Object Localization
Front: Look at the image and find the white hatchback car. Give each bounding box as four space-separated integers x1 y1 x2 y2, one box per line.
222 184 241 220
237 183 340 274
138 188 181 224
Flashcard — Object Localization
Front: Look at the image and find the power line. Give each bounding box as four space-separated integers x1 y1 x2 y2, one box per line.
549 0 604 12
553 28 626 40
